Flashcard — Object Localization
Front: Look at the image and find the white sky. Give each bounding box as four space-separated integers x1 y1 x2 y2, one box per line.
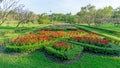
19 0 120 14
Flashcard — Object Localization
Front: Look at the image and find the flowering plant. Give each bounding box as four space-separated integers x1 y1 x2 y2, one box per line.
70 33 109 47
53 42 74 52
10 34 54 46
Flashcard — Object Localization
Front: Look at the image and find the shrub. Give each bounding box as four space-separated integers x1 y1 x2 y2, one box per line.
70 41 120 55
44 46 64 59
74 25 120 46
6 44 43 53
44 45 83 60
64 45 83 60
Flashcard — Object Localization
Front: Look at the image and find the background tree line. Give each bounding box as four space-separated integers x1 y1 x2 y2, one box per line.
1 0 120 27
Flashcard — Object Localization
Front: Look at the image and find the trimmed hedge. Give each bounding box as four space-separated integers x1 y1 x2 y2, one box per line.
40 28 78 31
74 25 120 46
44 45 83 60
82 25 120 34
69 41 120 55
6 44 43 53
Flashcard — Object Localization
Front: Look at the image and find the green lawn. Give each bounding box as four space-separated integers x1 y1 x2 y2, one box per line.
0 52 120 68
92 23 120 32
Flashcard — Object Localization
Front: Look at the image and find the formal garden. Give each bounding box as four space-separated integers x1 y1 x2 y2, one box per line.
0 23 119 68
0 0 120 68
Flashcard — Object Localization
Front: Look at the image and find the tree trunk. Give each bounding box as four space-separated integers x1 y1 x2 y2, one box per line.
16 22 21 27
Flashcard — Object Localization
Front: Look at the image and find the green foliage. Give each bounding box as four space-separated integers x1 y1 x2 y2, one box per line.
75 24 120 46
6 44 43 53
64 45 83 60
44 45 83 60
70 41 120 55
44 46 64 59
77 4 96 25
38 13 50 24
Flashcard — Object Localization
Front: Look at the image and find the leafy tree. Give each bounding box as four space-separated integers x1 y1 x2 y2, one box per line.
77 4 96 26
38 13 50 24
94 6 113 26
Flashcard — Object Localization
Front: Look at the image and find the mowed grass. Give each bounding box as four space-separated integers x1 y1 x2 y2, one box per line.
0 23 120 68
0 52 120 68
92 23 120 32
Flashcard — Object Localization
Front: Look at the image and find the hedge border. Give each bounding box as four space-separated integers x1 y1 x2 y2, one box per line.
44 45 83 60
69 41 120 55
6 44 43 53
74 24 120 46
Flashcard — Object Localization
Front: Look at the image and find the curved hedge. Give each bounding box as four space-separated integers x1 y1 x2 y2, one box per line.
6 44 43 53
44 45 83 60
69 41 120 55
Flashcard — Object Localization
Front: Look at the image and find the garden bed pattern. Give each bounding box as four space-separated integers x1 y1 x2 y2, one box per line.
5 26 120 62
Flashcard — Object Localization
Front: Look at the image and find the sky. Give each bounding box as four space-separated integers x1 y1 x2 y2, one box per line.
19 0 120 14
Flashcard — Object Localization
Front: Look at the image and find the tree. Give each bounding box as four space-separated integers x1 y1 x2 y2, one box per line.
77 4 96 26
112 7 120 26
0 0 20 25
38 13 50 24
14 4 32 27
94 6 113 26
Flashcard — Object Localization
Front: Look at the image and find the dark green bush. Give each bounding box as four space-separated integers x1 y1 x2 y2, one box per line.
64 45 83 60
44 45 83 60
44 46 65 59
70 41 120 55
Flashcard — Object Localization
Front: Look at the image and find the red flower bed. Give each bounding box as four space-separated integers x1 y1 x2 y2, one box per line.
53 42 74 52
10 30 86 46
70 33 109 47
39 30 85 37
11 34 54 46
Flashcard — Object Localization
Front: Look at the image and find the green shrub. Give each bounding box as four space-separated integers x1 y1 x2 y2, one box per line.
74 25 120 46
44 46 64 59
64 45 83 60
6 44 43 53
70 41 120 55
44 45 83 60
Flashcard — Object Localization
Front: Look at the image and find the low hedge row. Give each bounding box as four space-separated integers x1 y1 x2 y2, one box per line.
69 41 120 55
74 25 120 46
6 44 43 53
44 45 83 60
82 25 120 34
40 28 78 31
